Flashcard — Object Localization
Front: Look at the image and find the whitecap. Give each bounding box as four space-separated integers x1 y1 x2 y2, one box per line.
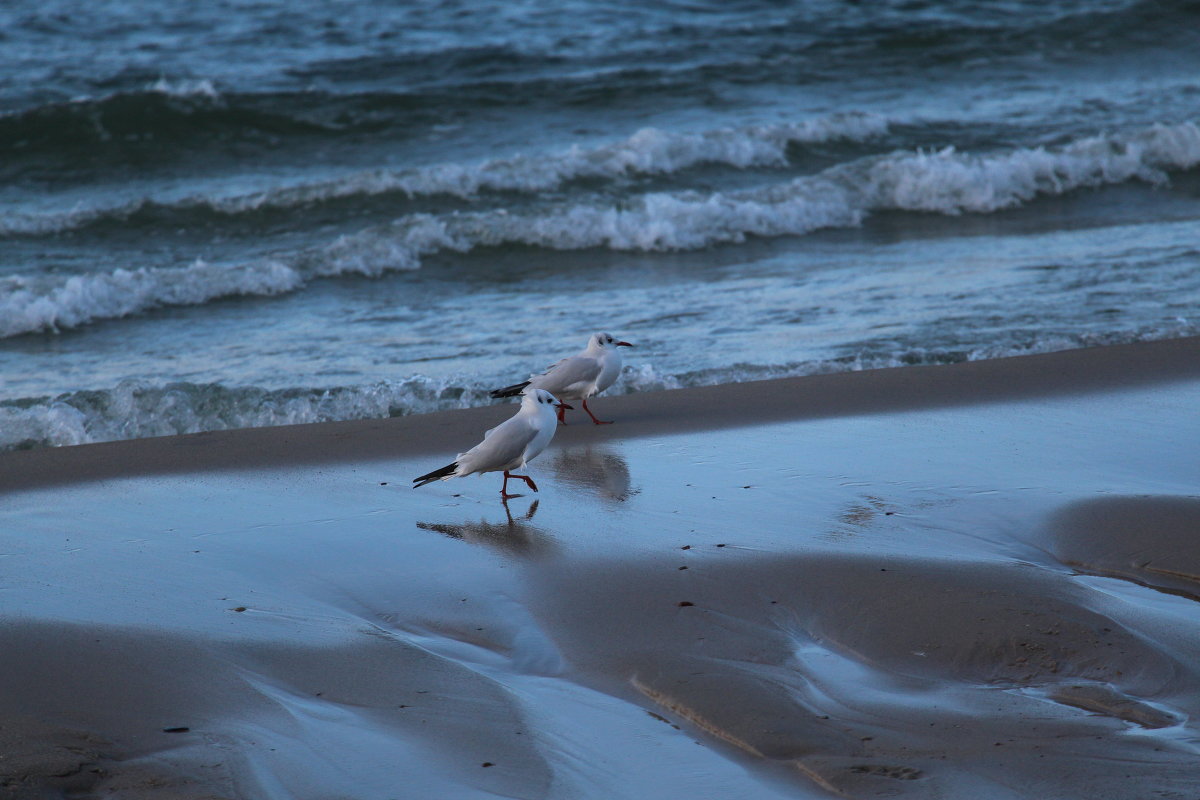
8 320 1195 451
5 120 1197 338
0 111 892 235
0 259 302 337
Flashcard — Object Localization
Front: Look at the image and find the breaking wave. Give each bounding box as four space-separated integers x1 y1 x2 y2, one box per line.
4 120 1198 338
5 323 1195 452
0 260 304 338
1 111 892 236
0 376 495 451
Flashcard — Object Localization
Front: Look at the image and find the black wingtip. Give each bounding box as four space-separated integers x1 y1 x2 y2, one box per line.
489 381 531 399
413 461 458 488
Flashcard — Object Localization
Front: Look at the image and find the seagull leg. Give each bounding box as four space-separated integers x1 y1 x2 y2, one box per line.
501 470 537 498
508 472 539 492
556 405 567 425
582 398 613 425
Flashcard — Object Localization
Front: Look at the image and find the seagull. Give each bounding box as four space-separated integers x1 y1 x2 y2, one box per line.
413 388 571 499
490 332 633 425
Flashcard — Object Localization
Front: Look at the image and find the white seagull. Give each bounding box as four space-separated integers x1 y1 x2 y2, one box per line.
413 388 571 499
490 332 633 425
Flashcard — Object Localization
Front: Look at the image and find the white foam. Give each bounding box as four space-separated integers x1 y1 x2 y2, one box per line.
259 120 1200 267
214 111 892 209
5 120 1198 337
0 178 857 337
315 215 463 277
398 183 864 253
2 198 154 238
0 112 891 235
0 259 301 337
321 120 1200 261
146 77 221 100
9 323 1196 451
9 117 1195 244
0 376 498 451
855 122 1200 214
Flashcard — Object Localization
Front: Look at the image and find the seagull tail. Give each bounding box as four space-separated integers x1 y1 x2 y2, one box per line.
413 461 459 488
489 380 531 399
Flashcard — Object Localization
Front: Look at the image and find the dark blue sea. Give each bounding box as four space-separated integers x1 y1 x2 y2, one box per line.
2 0 1199 449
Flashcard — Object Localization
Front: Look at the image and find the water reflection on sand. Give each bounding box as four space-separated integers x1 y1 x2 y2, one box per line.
547 444 636 502
417 499 555 557
414 443 634 555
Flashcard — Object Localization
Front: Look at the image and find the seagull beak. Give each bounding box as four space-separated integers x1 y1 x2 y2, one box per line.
616 341 633 347
559 402 574 410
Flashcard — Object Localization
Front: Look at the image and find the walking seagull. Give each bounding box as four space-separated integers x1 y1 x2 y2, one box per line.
490 332 633 425
413 389 571 499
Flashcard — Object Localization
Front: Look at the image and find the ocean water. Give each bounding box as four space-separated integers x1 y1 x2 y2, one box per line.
2 0 1198 450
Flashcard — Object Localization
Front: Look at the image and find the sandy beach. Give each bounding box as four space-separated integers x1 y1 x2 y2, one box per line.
2 336 1199 799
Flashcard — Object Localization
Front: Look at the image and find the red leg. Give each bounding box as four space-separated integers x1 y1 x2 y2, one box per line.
556 405 567 425
501 470 538 498
582 398 613 425
511 472 538 492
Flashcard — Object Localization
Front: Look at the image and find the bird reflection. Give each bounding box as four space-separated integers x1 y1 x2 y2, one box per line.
548 444 636 502
417 499 555 557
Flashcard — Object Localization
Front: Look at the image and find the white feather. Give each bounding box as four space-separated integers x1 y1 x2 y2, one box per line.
453 390 561 477
524 332 627 402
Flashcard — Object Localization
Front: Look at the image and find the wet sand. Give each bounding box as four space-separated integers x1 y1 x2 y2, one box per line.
2 337 1199 798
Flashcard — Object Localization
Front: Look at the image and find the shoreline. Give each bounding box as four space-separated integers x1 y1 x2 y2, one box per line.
2 334 1199 798
3 335 1199 493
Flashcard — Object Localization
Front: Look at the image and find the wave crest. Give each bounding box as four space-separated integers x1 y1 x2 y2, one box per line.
146 77 222 99
0 376 496 451
857 122 1200 214
4 120 1197 338
2 111 891 237
0 260 302 337
6 321 1196 452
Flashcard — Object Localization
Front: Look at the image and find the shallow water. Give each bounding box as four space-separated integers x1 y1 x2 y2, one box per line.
3 375 1198 797
3 0 1199 449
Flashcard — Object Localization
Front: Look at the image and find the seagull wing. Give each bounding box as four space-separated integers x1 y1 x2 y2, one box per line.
533 355 603 396
458 416 539 474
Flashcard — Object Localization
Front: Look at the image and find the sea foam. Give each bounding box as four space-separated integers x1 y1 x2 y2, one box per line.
147 77 222 100
0 260 302 337
1 111 891 236
0 376 495 451
227 111 891 208
855 122 1200 214
325 119 1200 255
5 322 1195 452
3 120 1198 338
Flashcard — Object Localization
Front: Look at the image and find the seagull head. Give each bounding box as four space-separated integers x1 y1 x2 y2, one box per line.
528 388 573 410
591 332 634 350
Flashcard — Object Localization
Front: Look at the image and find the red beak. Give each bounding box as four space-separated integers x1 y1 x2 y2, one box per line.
616 341 633 347
559 402 574 410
